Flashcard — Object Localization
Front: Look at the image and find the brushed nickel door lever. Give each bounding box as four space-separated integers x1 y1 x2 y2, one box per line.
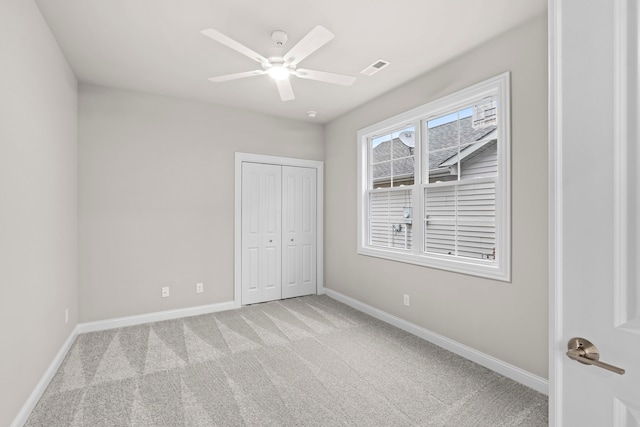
566 337 625 375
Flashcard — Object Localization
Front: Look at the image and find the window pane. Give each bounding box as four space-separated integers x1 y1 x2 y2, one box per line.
460 108 495 145
428 147 458 183
391 158 414 186
371 134 391 163
372 162 391 188
426 106 498 184
391 126 415 186
371 126 416 189
458 140 498 181
425 221 456 255
369 126 415 189
424 185 456 255
457 180 496 260
369 189 412 250
428 112 459 152
472 99 497 129
370 191 390 246
392 126 415 159
423 180 496 260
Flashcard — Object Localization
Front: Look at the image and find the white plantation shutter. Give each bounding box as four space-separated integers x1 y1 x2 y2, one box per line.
424 178 496 260
457 180 496 259
369 189 413 249
424 185 456 255
370 191 391 246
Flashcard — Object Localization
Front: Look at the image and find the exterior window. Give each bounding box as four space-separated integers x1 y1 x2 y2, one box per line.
368 126 415 250
357 73 510 281
424 107 497 260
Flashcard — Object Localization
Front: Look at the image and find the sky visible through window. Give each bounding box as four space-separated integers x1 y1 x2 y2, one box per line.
371 107 473 148
427 107 473 128
371 126 415 148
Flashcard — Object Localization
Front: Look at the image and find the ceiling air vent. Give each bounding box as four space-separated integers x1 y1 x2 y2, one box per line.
360 59 390 76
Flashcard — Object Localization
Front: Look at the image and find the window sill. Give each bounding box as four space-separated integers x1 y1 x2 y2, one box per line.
357 245 510 282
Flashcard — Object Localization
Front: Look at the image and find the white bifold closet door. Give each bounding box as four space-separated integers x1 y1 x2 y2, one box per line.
241 163 282 305
241 162 316 305
281 166 317 299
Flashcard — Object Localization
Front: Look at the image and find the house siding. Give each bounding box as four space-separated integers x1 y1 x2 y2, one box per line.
460 144 498 179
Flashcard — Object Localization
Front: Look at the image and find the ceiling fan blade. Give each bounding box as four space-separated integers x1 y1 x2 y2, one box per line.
294 68 356 86
208 70 266 83
283 25 334 66
201 28 269 64
276 78 295 101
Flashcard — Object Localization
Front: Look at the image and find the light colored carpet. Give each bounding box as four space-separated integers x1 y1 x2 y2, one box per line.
26 295 548 426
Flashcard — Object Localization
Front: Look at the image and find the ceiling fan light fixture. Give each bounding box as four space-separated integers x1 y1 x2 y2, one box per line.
202 25 356 101
267 65 290 81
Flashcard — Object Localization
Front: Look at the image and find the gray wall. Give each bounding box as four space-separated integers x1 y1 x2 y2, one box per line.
0 1 78 425
324 14 548 378
78 84 324 322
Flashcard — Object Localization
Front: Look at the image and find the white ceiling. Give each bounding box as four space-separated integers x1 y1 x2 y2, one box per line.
35 0 546 124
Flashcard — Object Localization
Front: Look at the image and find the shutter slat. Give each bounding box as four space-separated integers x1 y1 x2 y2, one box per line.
424 179 496 261
369 189 413 249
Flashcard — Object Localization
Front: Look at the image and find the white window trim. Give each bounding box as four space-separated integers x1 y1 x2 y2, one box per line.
357 72 511 282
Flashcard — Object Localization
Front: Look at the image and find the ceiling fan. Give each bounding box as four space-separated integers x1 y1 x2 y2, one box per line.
201 25 356 101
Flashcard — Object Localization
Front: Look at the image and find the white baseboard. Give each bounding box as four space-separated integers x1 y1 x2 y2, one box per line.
77 300 237 333
11 326 80 427
324 288 549 396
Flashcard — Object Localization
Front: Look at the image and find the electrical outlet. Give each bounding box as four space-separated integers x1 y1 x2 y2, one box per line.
403 294 410 306
65 308 69 324
196 283 203 294
162 286 170 298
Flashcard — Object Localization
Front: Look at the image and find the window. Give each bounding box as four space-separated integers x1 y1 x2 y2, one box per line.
369 126 415 250
357 73 510 281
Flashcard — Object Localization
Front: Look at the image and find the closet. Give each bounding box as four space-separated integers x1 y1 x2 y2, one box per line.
240 162 317 305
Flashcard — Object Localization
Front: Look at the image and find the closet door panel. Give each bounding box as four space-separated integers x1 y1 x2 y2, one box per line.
241 162 281 304
282 166 316 299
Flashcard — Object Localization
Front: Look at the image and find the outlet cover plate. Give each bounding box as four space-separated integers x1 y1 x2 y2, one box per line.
162 287 170 298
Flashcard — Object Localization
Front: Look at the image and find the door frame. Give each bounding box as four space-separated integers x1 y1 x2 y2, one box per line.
549 1 631 425
234 152 324 308
548 2 561 423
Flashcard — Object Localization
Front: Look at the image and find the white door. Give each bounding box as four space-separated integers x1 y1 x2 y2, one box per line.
241 162 282 305
282 166 317 299
552 0 640 425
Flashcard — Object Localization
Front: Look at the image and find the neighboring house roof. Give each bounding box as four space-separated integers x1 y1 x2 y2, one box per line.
427 117 496 171
371 116 497 183
371 138 413 164
372 157 414 183
439 129 497 168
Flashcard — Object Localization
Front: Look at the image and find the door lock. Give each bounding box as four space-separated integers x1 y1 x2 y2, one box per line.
566 337 625 375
